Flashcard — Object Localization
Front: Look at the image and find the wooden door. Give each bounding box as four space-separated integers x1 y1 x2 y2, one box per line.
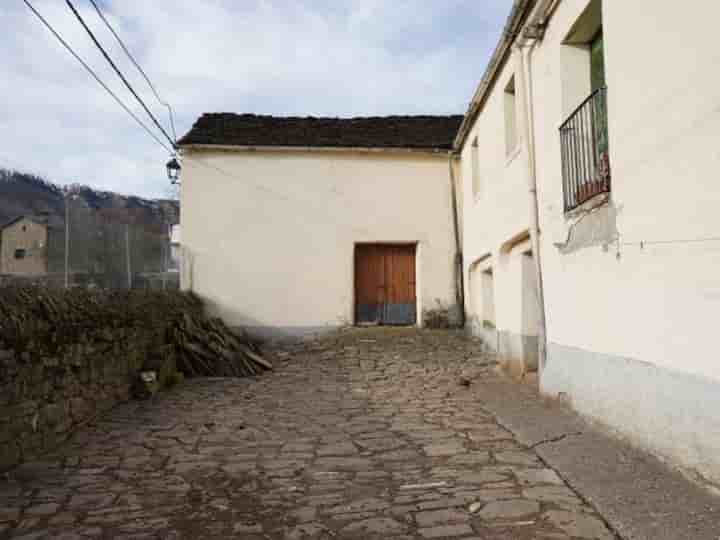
355 244 416 325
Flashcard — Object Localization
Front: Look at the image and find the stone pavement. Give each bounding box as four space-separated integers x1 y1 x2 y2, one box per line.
0 327 688 539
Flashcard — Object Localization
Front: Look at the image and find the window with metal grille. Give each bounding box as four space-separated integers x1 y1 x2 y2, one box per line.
560 31 610 212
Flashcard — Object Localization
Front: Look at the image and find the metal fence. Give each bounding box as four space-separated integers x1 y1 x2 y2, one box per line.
559 87 611 212
0 202 179 290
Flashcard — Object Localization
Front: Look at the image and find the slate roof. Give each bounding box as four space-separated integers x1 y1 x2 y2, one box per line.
178 113 464 151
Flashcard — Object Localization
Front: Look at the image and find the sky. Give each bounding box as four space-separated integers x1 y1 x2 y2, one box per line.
1 0 512 198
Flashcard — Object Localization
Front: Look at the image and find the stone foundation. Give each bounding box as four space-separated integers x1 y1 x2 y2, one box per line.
0 288 191 471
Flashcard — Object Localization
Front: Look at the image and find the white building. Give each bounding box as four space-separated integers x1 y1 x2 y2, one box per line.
178 114 463 339
457 0 720 486
179 0 720 487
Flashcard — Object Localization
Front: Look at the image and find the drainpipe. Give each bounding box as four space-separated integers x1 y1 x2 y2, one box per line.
516 29 548 371
448 155 466 328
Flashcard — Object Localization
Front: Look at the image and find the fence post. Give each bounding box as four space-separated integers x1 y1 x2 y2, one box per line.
125 224 132 289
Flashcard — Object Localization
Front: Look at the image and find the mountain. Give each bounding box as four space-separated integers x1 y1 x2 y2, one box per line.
0 168 179 228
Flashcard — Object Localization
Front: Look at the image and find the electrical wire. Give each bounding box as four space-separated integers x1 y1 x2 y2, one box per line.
87 0 177 141
621 237 720 247
64 0 177 149
21 0 173 154
181 154 376 235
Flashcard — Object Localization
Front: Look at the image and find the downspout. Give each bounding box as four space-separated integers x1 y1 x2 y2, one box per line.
448 154 466 328
516 31 548 371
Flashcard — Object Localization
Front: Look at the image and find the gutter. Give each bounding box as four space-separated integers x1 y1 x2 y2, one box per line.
448 156 465 327
515 0 554 371
453 0 537 151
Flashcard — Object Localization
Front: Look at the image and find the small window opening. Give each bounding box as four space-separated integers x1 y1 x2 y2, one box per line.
14 248 26 260
504 76 518 157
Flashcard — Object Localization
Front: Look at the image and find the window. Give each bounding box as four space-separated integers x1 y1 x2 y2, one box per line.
481 268 496 329
471 137 481 198
504 76 518 157
14 248 26 260
560 0 610 212
590 31 606 91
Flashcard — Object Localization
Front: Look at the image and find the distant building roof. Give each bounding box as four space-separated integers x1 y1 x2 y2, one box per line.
178 113 464 151
0 214 63 231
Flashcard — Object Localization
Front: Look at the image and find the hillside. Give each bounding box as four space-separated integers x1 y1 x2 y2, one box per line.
0 168 179 228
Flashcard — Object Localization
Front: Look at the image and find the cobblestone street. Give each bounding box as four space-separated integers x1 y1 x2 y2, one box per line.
3 328 620 539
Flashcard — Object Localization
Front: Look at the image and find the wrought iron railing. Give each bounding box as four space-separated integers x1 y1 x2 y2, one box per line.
559 87 611 212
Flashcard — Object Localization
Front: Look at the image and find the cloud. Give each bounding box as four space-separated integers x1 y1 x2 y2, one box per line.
1 0 512 198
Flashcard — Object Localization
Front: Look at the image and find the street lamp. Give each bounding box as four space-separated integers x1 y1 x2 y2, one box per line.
166 157 181 184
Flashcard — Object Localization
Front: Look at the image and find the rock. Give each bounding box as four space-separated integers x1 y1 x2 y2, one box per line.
523 485 581 506
415 508 468 527
340 517 406 535
468 501 483 513
478 499 541 520
543 510 615 539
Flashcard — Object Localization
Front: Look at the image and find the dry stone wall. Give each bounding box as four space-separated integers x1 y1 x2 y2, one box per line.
0 288 198 471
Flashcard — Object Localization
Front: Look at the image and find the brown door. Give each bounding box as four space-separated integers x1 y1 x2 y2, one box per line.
355 244 416 325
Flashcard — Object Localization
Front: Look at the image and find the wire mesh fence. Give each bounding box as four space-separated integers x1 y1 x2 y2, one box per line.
0 199 179 291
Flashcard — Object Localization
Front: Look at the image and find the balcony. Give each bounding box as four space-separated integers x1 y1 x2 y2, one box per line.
559 87 611 212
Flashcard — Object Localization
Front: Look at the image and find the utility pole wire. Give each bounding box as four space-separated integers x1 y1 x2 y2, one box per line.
21 0 173 154
65 0 177 149
87 0 177 141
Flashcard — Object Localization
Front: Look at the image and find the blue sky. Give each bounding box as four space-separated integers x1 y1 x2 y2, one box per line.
1 0 512 198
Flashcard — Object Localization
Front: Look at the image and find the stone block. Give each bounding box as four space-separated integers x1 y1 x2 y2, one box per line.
69 398 89 422
41 403 66 428
0 442 21 471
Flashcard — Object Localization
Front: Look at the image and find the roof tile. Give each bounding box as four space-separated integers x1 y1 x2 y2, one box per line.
178 113 463 150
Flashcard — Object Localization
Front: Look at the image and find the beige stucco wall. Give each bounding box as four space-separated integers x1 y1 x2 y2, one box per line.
530 0 720 384
458 50 539 372
458 0 720 484
502 0 720 485
180 148 457 336
0 218 48 275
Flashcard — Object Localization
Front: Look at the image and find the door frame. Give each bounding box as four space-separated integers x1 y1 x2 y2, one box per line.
352 242 420 327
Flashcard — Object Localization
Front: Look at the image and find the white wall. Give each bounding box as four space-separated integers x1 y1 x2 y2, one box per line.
521 0 720 484
459 52 540 371
180 149 457 335
532 0 720 384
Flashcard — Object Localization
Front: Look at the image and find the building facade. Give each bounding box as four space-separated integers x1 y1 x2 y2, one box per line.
179 114 463 339
457 0 720 486
0 216 50 275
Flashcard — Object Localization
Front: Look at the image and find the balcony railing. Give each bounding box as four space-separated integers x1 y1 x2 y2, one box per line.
559 87 611 212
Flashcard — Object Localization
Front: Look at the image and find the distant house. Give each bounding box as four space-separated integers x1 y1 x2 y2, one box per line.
177 114 464 338
0 215 61 276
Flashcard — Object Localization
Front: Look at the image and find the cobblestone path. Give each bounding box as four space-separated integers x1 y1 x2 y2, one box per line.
1 328 616 539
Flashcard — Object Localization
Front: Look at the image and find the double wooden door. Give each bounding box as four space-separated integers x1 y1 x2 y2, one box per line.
354 244 416 326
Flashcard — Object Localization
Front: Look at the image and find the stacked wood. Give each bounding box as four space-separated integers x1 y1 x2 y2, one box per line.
171 312 272 377
0 286 272 379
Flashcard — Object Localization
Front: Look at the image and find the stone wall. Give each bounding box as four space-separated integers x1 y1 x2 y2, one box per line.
0 288 198 471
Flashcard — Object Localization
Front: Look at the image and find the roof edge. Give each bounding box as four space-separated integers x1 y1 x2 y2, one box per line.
180 143 454 156
453 0 538 151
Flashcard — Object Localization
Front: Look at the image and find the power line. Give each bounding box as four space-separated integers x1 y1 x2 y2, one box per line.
21 0 172 154
87 0 177 141
181 155 376 235
621 237 720 248
64 0 177 150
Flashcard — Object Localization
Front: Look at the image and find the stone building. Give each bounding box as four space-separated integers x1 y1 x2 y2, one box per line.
0 216 54 275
